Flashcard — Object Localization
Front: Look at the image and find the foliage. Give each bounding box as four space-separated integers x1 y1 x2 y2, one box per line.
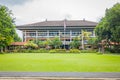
13 33 22 42
18 49 49 53
95 3 120 53
81 50 97 53
24 41 38 49
69 49 80 53
87 37 98 49
49 49 66 53
81 30 92 40
0 5 21 52
70 36 81 49
36 40 44 48
50 37 62 49
80 30 92 49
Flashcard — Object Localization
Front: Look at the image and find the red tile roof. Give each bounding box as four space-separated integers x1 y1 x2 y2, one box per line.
11 42 26 46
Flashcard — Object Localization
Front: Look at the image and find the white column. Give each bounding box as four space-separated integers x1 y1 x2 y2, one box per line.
82 31 84 49
93 30 95 37
70 30 72 42
36 30 38 42
24 30 26 42
47 30 49 38
59 30 60 40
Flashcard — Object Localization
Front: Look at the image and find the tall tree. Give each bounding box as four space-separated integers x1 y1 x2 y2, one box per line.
0 5 21 52
95 3 120 53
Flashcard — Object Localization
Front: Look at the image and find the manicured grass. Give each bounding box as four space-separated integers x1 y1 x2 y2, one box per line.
0 53 120 72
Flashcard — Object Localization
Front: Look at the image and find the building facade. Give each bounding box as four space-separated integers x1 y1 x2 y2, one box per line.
17 20 97 46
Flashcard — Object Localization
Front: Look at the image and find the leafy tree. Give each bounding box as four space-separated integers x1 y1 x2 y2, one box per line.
70 36 81 49
95 3 120 53
81 30 91 49
0 5 21 52
87 37 98 49
51 37 62 49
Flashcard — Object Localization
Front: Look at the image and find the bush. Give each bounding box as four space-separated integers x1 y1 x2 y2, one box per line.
25 41 38 49
49 49 66 53
49 49 56 53
69 49 80 53
81 50 97 53
15 49 49 53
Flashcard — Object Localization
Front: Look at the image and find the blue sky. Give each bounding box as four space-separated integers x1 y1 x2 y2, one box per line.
0 0 31 5
0 0 120 39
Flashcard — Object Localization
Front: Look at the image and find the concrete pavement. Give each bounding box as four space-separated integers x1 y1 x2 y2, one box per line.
0 72 120 80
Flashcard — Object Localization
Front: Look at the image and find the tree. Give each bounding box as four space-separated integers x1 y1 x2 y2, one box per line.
87 37 98 49
95 3 120 53
51 37 62 49
0 5 21 52
81 30 91 49
70 36 81 49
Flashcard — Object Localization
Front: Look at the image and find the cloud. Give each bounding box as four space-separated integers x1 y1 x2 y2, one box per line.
9 0 119 25
1 0 119 39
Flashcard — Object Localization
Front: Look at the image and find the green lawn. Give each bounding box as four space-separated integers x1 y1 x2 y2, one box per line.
0 53 120 72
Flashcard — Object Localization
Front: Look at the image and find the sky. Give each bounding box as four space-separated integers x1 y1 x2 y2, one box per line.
0 0 120 39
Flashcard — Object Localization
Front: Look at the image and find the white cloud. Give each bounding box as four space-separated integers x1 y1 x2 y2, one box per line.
6 0 119 38
9 0 119 25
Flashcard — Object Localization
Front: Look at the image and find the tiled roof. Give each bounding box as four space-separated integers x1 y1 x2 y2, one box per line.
17 20 98 27
11 42 26 46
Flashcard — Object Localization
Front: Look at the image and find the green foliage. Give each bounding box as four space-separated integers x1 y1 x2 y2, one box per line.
25 41 38 49
81 50 97 53
81 30 92 40
13 32 22 42
87 37 98 49
49 49 66 53
36 40 44 48
18 49 49 53
69 49 80 53
0 5 21 52
95 3 120 52
50 37 62 49
70 36 81 49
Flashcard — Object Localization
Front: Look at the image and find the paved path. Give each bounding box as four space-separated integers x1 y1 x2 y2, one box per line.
0 72 120 78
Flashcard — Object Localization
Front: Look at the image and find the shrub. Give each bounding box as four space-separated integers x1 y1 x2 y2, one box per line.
49 49 56 53
24 41 38 49
15 48 49 53
49 49 66 53
69 49 80 53
81 50 97 53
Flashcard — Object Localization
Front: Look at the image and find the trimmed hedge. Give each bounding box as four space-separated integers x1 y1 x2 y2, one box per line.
49 49 80 53
49 49 66 53
69 49 81 53
81 50 97 53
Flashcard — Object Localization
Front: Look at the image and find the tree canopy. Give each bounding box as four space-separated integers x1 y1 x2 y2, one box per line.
0 5 21 52
95 3 120 52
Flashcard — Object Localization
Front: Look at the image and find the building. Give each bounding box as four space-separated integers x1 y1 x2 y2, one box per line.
17 19 97 48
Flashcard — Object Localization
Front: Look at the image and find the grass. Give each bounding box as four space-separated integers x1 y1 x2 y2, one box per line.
0 53 120 72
